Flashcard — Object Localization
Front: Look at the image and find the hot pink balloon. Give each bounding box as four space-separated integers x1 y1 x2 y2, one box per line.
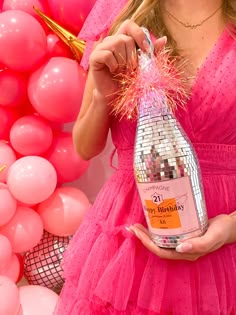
0 253 21 283
0 234 12 271
28 57 87 123
0 68 27 107
0 10 47 71
0 183 17 226
47 33 73 58
37 186 90 236
0 276 21 315
7 156 57 204
0 206 44 253
0 141 16 183
0 106 21 140
19 285 58 315
45 131 90 183
10 115 53 156
47 0 96 33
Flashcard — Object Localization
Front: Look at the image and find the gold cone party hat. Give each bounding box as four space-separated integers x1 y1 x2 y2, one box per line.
34 7 86 61
0 165 6 173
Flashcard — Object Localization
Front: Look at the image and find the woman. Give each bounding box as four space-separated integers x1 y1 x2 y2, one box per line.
55 0 236 314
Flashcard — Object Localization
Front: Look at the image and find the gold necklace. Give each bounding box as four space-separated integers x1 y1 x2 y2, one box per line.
164 5 222 29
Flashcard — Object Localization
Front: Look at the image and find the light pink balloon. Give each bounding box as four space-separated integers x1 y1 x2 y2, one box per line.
47 0 96 33
7 156 57 204
0 106 21 140
0 206 44 253
19 285 58 315
0 183 17 226
45 131 90 183
0 253 21 283
0 234 12 271
2 0 51 33
10 115 53 156
3 0 45 16
0 276 21 315
0 68 27 107
0 10 47 71
0 141 16 183
37 186 90 236
28 57 87 123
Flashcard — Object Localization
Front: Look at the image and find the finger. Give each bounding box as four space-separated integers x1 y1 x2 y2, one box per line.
121 35 138 70
89 49 119 73
175 219 226 254
102 36 127 71
129 225 201 261
117 19 149 52
153 36 167 52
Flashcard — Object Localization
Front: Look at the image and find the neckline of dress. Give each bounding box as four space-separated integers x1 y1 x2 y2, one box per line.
189 23 230 94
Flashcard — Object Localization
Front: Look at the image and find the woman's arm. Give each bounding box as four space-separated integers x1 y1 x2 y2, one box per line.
73 72 111 160
227 211 236 244
73 20 167 160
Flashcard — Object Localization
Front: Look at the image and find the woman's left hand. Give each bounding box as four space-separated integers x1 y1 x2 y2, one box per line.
128 214 234 261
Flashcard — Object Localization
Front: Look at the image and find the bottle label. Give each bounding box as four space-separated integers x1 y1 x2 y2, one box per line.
137 176 201 236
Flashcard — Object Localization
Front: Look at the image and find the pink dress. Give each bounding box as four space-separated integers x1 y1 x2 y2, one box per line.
55 6 236 315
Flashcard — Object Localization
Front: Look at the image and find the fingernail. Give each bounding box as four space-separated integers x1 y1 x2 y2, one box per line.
176 243 192 253
161 36 167 45
126 226 140 238
125 226 133 233
142 39 150 51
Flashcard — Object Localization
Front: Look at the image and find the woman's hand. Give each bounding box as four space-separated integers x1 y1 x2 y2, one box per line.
89 19 167 100
127 214 234 261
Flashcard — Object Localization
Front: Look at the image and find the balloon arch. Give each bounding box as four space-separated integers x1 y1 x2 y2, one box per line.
0 0 100 314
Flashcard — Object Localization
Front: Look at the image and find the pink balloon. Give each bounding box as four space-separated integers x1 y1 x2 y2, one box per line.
37 186 90 236
7 156 57 204
47 0 96 33
0 68 27 107
0 253 21 283
0 10 47 71
10 115 53 156
3 0 45 17
0 206 44 253
0 276 21 315
0 183 17 226
45 131 90 183
0 141 16 183
0 234 12 271
19 285 58 315
0 106 21 140
47 33 73 58
2 0 51 33
28 57 87 123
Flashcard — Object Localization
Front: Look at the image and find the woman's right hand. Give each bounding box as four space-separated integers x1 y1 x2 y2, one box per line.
88 20 167 101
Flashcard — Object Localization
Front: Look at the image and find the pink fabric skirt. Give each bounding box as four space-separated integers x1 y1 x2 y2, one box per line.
54 146 236 314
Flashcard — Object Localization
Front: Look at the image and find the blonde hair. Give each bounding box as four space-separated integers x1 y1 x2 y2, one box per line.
109 0 236 53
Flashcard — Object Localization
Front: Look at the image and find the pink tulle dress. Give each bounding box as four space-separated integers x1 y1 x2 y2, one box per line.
55 2 236 314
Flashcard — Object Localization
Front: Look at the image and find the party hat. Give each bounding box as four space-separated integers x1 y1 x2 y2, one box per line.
0 165 6 173
34 7 86 61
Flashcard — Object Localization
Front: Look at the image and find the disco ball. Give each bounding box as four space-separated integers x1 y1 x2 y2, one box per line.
24 230 71 294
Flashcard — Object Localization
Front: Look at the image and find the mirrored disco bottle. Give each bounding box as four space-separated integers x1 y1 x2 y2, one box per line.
133 29 208 248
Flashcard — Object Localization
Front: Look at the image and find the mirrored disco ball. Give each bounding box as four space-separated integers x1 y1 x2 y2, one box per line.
24 231 71 294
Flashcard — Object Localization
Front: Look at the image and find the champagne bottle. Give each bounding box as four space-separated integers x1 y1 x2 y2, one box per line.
133 29 208 248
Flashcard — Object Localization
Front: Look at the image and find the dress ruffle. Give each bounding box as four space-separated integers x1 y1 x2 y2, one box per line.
55 169 236 315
